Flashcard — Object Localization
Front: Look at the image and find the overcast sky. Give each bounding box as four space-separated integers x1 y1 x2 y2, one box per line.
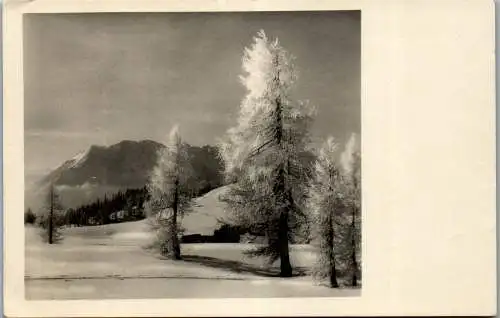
24 11 360 182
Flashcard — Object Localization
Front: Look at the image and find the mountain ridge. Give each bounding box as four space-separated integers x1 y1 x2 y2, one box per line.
26 139 224 210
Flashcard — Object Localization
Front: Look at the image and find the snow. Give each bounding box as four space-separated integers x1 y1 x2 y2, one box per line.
25 222 313 280
43 149 89 174
181 186 231 235
68 149 90 169
26 223 248 281
25 220 359 299
26 277 360 300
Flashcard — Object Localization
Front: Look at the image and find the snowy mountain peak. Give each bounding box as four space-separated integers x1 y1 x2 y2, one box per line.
68 149 90 169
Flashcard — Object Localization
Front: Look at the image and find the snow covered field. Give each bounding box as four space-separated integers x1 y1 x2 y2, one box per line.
25 221 360 299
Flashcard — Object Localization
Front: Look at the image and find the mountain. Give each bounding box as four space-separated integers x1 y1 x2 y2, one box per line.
38 140 163 189
26 140 224 210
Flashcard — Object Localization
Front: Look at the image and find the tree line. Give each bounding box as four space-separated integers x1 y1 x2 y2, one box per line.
65 187 149 226
25 187 149 237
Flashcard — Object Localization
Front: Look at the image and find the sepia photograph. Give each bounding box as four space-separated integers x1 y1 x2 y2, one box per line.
5 1 495 316
23 11 361 300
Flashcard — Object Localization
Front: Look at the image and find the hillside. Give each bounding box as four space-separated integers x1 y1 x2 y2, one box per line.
182 186 230 235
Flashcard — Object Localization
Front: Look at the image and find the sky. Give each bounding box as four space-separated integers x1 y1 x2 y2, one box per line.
24 11 360 183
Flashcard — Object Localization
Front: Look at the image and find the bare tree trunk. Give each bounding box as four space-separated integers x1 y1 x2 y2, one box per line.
278 208 292 277
274 160 292 277
328 213 339 288
171 178 181 260
48 186 54 244
274 83 293 277
351 206 358 287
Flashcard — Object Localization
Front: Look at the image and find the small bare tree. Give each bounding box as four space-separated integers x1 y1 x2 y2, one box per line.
24 208 36 225
38 184 65 244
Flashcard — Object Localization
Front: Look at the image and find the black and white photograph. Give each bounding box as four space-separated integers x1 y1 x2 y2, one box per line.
4 0 496 317
23 11 361 300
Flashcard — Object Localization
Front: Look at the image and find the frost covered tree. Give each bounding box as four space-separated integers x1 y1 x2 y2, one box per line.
308 134 361 288
340 133 361 287
38 184 65 244
219 30 315 277
146 126 194 260
308 137 343 287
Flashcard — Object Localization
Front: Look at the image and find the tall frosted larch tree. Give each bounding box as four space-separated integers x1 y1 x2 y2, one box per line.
307 137 343 287
219 30 315 277
147 126 193 260
340 133 361 286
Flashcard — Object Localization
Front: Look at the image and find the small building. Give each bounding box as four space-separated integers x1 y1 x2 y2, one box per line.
109 210 126 221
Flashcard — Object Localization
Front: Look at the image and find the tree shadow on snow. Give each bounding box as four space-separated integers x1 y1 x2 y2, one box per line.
181 255 308 278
